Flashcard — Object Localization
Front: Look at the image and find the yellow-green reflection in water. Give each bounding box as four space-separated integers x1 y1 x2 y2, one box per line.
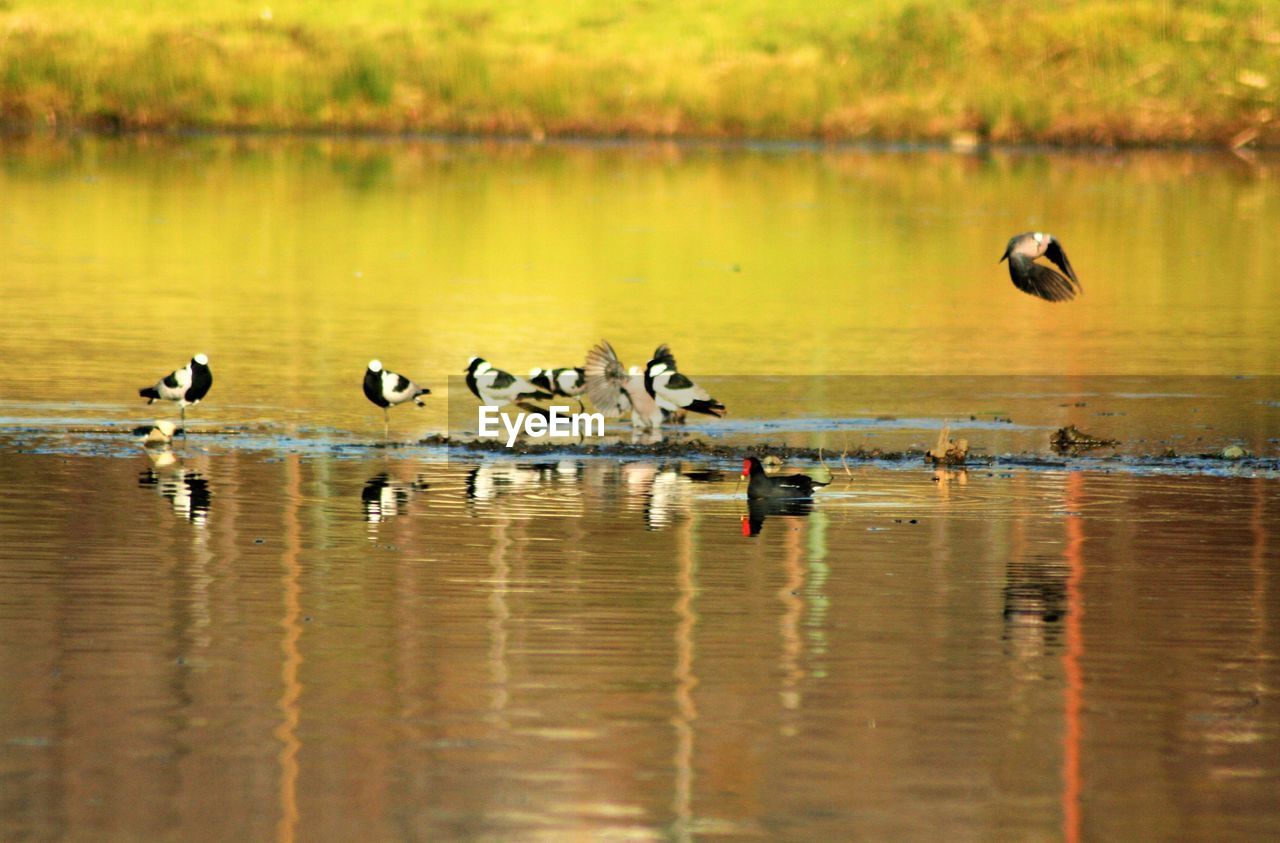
1 138 1278 438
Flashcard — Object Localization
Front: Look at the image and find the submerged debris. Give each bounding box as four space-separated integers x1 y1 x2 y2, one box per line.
926 424 969 466
1050 425 1119 455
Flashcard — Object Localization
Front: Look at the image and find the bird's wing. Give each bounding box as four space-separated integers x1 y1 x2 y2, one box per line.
1008 254 1079 302
164 366 192 391
489 369 516 391
382 370 415 401
584 341 631 417
557 368 586 395
480 368 552 402
1044 239 1080 288
653 371 726 417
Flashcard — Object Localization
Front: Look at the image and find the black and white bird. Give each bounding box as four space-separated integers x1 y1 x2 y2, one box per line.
585 341 726 431
644 345 726 418
529 366 586 398
138 353 213 430
584 341 664 431
363 359 431 441
465 357 554 406
999 231 1081 302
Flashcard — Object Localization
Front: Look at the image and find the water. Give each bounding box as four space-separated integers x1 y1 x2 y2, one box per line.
1 137 1279 840
1 449 1277 840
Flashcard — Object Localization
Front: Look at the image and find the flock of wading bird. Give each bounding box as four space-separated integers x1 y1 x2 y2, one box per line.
134 231 1082 502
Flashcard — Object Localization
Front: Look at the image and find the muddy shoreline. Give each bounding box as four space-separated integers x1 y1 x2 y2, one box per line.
415 434 1278 471
3 426 1276 475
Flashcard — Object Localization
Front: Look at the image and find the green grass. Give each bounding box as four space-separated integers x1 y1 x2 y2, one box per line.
2 0 1278 145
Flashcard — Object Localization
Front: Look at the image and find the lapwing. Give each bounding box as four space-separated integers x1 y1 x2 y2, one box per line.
741 456 829 499
644 345 725 418
529 366 587 398
465 357 554 408
999 231 1081 302
138 353 212 431
363 359 431 441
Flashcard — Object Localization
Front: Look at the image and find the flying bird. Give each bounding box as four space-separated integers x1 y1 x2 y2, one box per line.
138 353 213 430
529 366 587 398
999 231 1081 302
644 344 725 418
363 359 431 441
741 456 830 499
465 357 554 406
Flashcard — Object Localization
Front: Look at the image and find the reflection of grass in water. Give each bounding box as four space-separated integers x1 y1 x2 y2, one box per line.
1 0 1278 145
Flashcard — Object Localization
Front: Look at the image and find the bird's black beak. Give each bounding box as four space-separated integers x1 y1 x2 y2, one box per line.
998 252 1008 264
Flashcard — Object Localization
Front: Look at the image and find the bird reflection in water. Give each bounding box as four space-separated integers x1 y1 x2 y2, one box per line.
138 454 212 527
361 472 429 524
645 469 691 531
741 496 815 537
462 461 559 508
1002 557 1069 659
621 461 725 531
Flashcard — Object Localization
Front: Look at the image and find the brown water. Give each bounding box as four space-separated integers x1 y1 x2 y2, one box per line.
2 137 1280 840
0 449 1278 840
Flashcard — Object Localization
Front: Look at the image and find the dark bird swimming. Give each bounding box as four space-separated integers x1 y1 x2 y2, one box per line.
741 456 829 499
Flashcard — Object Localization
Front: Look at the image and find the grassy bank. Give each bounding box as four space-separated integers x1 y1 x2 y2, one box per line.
2 0 1278 146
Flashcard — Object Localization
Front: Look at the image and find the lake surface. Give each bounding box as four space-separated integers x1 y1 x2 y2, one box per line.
1 137 1279 840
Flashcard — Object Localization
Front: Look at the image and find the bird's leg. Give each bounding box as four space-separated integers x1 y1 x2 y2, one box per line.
383 408 389 445
180 404 186 437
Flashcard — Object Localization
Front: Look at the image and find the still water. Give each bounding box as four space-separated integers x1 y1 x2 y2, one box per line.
1 137 1279 840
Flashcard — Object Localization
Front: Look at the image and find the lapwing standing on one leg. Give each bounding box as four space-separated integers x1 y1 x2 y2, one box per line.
363 360 431 442
999 231 1081 302
465 358 554 415
138 353 213 433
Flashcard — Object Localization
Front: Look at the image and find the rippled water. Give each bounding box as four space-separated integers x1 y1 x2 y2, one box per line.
1 448 1278 840
1 137 1279 840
